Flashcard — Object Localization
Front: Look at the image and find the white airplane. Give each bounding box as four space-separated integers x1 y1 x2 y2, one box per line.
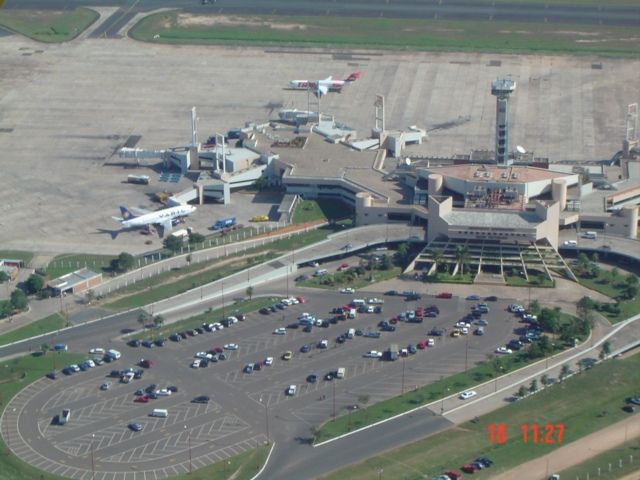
112 205 196 233
287 71 362 97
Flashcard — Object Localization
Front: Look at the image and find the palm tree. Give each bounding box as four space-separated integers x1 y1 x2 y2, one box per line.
246 286 254 301
431 248 443 273
153 315 164 330
455 245 470 276
560 364 570 381
599 340 611 360
137 313 147 331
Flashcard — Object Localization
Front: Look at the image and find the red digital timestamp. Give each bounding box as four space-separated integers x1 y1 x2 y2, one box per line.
488 423 565 445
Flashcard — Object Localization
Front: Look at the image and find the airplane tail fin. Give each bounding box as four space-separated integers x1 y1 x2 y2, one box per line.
119 206 137 220
345 71 362 82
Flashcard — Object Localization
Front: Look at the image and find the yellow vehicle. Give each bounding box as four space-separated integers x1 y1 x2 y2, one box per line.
282 351 293 361
451 329 461 337
250 215 269 222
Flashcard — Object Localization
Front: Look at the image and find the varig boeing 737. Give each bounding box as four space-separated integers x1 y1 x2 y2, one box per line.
112 205 196 234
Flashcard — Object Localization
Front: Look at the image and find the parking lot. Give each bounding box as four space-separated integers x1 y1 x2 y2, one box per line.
7 257 526 479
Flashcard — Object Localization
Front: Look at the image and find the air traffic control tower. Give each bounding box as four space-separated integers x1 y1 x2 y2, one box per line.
491 78 516 166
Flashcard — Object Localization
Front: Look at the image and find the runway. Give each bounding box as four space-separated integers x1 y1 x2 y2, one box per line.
5 0 640 27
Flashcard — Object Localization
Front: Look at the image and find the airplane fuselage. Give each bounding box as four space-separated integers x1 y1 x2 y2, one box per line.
121 205 196 229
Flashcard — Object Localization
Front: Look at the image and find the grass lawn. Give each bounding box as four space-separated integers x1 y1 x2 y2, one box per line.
298 267 401 290
131 297 281 341
425 272 474 284
0 314 66 347
315 345 563 443
319 354 640 480
558 438 640 479
0 351 270 479
0 251 33 265
46 254 117 279
505 274 555 287
0 8 98 43
292 199 352 225
575 270 640 322
130 12 640 57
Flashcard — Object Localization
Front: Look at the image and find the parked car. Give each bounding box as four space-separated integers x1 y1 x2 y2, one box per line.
460 390 477 400
495 347 513 355
128 422 143 432
436 292 453 299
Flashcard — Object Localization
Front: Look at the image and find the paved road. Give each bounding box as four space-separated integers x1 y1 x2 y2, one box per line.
4 0 640 28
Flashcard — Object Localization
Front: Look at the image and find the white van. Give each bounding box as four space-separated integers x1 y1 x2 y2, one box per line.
352 299 366 307
582 231 598 239
151 409 168 418
347 328 355 339
336 367 346 379
314 269 328 276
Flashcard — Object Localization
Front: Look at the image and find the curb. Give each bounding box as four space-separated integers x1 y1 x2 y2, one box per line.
249 441 276 480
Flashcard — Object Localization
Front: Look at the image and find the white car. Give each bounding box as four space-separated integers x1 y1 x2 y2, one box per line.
226 316 238 324
70 364 80 372
427 338 435 347
461 327 469 335
495 347 513 355
264 357 274 366
89 348 105 355
459 390 477 400
365 350 383 358
340 287 355 294
563 240 578 246
456 321 471 329
368 298 384 304
191 359 201 368
273 328 286 335
289 297 300 304
224 343 239 350
195 352 207 359
318 340 328 349
212 322 223 330
156 389 172 396
281 298 292 306
286 385 297 396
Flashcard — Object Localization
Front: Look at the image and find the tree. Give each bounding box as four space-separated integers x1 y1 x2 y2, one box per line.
396 243 410 268
163 236 183 254
0 271 9 283
25 274 45 294
626 274 639 286
610 268 620 284
246 286 254 300
559 364 570 381
539 308 561 333
528 299 541 315
529 379 538 394
591 252 599 264
517 385 528 398
118 252 135 271
431 248 444 273
41 343 50 356
455 245 470 276
188 233 205 244
153 314 164 330
85 289 95 305
10 289 28 311
599 340 611 360
137 313 147 330
379 254 391 271
576 253 590 273
623 283 638 300
541 374 549 387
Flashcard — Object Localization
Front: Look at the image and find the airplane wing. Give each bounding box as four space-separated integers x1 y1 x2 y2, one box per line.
317 85 329 97
130 206 152 215
111 216 124 223
324 76 332 81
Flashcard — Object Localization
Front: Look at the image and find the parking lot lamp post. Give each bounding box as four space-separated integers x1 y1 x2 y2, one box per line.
184 425 192 474
401 357 406 395
259 396 270 443
90 434 95 480
332 381 336 420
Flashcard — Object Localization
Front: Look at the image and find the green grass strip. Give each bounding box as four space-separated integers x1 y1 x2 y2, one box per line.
319 354 640 479
0 314 67 347
130 12 640 58
0 8 98 43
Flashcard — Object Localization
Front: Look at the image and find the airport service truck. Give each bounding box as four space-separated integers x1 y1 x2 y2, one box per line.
127 175 150 185
386 344 399 361
212 217 236 230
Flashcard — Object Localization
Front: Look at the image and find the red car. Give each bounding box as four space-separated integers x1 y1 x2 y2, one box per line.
437 292 453 299
337 263 349 271
134 395 150 403
415 308 424 317
296 296 306 304
389 317 398 324
417 340 427 349
446 470 463 479
139 359 153 368
461 464 477 474
214 347 223 353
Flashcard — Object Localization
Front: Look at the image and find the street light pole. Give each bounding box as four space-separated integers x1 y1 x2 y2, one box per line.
260 396 270 443
185 425 192 474
91 434 96 480
401 357 405 395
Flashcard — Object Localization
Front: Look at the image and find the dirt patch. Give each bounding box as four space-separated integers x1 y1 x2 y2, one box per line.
498 30 533 35
554 30 601 36
176 14 308 31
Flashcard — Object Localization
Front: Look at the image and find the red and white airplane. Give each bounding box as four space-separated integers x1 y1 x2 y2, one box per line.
287 71 362 97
